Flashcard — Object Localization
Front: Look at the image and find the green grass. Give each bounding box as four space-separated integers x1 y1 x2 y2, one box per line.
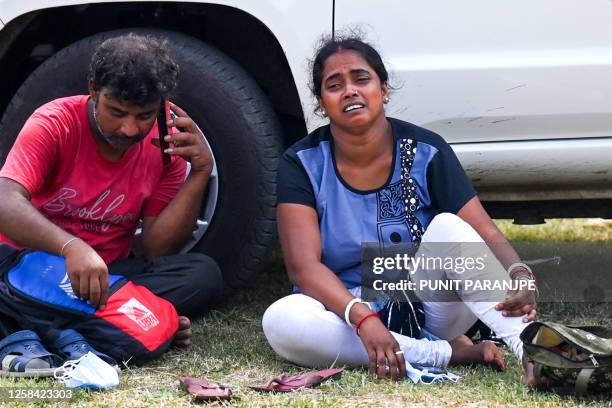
1 219 611 407
497 218 612 242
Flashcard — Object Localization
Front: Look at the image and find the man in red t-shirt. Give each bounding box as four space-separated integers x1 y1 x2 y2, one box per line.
0 35 222 351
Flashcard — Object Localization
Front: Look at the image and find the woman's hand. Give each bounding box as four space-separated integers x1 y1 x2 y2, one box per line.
495 285 537 322
358 317 406 381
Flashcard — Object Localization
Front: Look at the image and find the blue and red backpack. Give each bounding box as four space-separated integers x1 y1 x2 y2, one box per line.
0 246 178 364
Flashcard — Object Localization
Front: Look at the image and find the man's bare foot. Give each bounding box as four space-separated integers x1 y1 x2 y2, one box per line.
173 316 192 348
521 355 537 386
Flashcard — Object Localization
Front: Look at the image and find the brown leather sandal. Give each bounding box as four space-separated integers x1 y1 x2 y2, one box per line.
179 376 232 401
250 368 343 392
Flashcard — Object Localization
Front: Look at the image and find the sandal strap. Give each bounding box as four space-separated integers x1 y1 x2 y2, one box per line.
0 330 40 351
0 330 62 372
8 352 61 372
53 329 87 349
53 329 117 366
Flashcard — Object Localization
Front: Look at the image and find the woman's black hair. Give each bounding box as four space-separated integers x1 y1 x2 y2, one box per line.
310 32 389 100
89 33 179 106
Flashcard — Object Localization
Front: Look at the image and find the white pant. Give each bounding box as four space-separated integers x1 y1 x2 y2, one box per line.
262 213 529 368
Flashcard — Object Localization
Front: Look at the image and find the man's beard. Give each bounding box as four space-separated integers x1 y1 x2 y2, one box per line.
92 101 146 150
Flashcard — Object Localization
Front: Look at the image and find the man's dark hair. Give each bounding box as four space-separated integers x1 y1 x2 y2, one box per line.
310 32 389 100
89 33 179 105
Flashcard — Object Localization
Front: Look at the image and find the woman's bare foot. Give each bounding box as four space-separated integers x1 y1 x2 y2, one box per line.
521 355 537 386
450 335 473 348
450 337 537 385
449 338 505 371
476 341 505 371
173 316 192 348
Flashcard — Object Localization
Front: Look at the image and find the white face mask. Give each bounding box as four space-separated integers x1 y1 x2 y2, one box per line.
405 362 461 385
54 352 119 390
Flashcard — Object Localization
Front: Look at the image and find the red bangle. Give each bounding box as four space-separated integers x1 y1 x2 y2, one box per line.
355 312 380 336
510 267 539 286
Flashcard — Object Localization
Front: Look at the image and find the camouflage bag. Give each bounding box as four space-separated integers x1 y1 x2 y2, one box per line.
521 321 612 395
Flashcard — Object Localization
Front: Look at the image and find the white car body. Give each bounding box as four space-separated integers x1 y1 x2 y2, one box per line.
1 0 611 205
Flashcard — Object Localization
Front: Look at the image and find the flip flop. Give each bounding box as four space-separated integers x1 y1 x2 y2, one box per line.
250 368 343 392
52 329 120 372
0 330 62 377
179 376 232 401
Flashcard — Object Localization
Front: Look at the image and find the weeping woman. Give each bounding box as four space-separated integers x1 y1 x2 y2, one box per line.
263 34 537 385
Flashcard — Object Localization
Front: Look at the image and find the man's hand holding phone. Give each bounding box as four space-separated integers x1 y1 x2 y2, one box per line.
152 102 213 176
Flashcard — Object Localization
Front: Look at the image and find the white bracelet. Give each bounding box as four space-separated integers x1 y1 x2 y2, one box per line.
507 262 532 275
60 237 79 257
343 298 372 327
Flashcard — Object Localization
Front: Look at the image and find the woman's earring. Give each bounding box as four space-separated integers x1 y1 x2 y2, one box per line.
321 109 327 117
383 96 390 104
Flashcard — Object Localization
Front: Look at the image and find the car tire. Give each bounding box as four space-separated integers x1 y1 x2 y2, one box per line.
0 29 283 290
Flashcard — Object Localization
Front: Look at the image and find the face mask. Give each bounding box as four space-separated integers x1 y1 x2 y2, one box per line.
54 352 119 390
405 362 461 385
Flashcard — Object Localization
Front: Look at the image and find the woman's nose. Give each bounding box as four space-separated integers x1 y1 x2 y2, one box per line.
344 88 358 98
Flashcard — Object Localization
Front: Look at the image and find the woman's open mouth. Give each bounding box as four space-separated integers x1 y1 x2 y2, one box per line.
343 104 365 113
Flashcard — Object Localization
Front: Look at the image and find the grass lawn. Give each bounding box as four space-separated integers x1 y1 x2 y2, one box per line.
1 219 611 407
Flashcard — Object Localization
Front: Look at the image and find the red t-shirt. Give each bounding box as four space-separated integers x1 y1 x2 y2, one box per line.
0 95 187 264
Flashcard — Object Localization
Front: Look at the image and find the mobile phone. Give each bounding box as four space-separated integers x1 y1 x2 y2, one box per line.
157 99 171 165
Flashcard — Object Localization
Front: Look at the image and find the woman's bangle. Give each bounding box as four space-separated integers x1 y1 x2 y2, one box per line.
508 262 538 285
508 262 539 297
343 298 372 327
356 312 380 336
507 262 532 275
60 237 79 257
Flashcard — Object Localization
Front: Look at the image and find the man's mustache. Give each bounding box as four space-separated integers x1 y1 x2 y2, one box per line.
105 133 145 145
